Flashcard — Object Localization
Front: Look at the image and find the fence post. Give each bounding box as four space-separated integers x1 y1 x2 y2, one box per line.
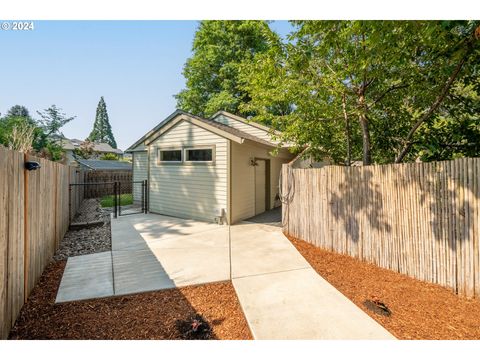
68 184 72 222
113 182 117 219
144 180 148 214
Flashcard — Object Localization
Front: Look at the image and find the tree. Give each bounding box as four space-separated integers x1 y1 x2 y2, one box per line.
73 140 95 159
0 105 37 146
88 96 117 148
0 104 75 161
5 119 36 152
7 105 30 118
99 152 119 160
175 20 278 117
36 105 76 161
240 20 480 164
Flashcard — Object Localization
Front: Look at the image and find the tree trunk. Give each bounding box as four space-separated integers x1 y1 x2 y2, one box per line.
359 113 371 165
342 92 352 166
358 91 371 165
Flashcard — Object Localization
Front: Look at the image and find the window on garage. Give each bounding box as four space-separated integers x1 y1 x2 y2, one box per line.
159 149 182 163
185 147 214 163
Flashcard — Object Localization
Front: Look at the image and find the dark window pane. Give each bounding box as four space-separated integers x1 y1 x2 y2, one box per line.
160 150 181 161
187 148 212 161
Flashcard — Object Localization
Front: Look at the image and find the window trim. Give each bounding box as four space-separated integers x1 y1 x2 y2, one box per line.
157 147 183 164
183 145 216 165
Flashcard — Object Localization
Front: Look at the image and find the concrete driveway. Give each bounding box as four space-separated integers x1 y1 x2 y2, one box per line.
56 212 394 340
56 213 230 301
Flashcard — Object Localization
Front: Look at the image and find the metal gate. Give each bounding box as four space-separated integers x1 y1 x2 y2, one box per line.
114 180 148 217
69 180 147 221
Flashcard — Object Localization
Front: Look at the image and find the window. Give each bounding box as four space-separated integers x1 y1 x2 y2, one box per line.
185 147 214 163
159 149 182 162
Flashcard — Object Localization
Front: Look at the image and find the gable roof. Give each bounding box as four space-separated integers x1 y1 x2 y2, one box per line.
61 138 123 154
126 110 277 152
211 111 275 133
76 159 132 170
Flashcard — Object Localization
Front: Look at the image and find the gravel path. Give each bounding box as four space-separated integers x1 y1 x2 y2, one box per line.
54 199 111 261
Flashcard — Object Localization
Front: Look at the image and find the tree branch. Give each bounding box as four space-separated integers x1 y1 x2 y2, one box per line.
368 83 409 109
394 48 472 163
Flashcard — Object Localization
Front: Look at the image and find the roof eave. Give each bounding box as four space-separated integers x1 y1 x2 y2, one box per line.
210 110 281 135
144 113 244 146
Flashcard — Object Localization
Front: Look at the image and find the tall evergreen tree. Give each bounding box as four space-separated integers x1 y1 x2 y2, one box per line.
88 96 117 148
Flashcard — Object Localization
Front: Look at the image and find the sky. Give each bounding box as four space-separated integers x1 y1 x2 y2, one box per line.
0 20 293 150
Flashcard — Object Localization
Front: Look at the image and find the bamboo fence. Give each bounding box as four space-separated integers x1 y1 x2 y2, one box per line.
282 158 480 298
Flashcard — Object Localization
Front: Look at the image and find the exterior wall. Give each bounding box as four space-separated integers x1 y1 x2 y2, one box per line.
230 141 294 223
148 120 228 222
132 151 148 203
213 114 275 143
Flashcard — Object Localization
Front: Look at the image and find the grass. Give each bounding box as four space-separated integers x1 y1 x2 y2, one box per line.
100 193 133 207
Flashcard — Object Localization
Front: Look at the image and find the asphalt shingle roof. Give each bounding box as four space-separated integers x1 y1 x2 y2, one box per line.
76 160 132 171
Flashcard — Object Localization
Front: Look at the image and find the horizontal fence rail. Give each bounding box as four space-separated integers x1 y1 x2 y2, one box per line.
0 147 84 339
282 157 480 298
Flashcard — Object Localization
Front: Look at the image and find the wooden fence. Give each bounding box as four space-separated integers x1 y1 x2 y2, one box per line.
81 170 132 198
0 147 83 339
282 157 480 298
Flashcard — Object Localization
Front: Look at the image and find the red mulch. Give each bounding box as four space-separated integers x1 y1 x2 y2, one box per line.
9 261 252 340
288 235 480 340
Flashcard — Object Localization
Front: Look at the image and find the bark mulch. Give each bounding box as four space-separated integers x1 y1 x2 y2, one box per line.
9 261 252 340
288 235 480 340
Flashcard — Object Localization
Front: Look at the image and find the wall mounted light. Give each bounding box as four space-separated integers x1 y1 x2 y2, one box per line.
25 161 41 171
250 158 258 166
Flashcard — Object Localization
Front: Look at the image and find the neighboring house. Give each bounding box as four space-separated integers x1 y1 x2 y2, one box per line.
75 159 132 171
61 138 124 165
126 110 296 224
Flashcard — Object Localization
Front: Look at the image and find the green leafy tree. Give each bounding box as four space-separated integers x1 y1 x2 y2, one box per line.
0 105 42 151
1 104 74 161
7 105 30 118
36 105 76 161
175 20 278 117
73 140 95 159
88 96 117 148
414 77 480 161
1 109 32 145
99 152 119 160
241 20 480 164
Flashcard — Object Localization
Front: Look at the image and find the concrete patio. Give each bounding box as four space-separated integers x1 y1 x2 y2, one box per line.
56 212 395 340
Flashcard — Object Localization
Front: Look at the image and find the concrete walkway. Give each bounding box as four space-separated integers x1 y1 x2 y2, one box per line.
56 213 395 340
57 214 230 301
230 222 394 339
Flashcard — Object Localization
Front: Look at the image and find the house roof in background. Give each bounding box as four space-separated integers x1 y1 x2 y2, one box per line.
61 138 123 154
92 142 123 154
75 159 132 170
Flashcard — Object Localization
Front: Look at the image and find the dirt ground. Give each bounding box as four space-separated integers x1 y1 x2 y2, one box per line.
288 235 480 340
9 261 252 340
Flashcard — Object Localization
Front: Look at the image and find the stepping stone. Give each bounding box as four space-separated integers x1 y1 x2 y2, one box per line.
56 251 114 303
